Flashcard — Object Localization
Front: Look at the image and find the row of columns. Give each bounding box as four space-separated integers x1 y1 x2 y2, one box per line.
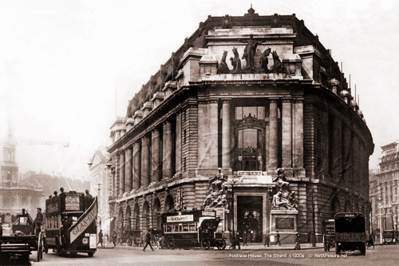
114 121 174 196
220 98 304 171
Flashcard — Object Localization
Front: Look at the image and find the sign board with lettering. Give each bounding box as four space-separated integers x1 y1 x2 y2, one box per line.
65 195 80 211
166 215 194 223
275 218 295 230
69 197 97 244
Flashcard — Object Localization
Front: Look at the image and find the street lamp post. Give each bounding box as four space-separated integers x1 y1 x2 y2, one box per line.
311 190 316 247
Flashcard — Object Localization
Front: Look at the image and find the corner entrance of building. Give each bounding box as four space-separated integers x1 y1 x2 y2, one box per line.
237 196 263 243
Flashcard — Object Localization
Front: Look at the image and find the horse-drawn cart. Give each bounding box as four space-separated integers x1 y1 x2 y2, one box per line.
0 209 44 264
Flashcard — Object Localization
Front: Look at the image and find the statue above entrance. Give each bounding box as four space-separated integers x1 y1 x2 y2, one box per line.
272 168 298 210
203 168 231 209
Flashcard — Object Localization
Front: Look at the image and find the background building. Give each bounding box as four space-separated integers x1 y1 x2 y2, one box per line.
372 142 399 242
0 127 44 225
88 146 110 236
107 8 373 244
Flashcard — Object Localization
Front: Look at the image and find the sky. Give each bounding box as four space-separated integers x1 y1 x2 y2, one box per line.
0 0 398 180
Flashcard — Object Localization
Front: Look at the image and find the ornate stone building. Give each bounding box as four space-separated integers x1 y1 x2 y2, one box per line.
88 146 110 236
107 8 373 244
371 142 399 242
0 127 44 224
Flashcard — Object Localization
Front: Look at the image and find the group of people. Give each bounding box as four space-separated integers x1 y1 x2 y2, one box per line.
229 231 300 249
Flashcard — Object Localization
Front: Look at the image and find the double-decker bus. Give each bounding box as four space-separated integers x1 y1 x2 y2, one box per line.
45 190 97 257
161 210 226 250
334 212 367 256
382 230 398 245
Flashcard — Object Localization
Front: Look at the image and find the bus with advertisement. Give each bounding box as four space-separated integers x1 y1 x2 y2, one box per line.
161 209 226 250
45 190 97 257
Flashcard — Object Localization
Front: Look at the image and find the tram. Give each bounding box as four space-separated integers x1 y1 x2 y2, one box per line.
161 210 226 250
45 190 97 257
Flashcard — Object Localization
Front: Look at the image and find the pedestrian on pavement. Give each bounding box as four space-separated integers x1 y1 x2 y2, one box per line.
275 231 281 246
112 231 117 247
97 229 103 247
242 230 248 246
229 232 241 249
264 233 270 247
143 230 154 251
294 233 301 250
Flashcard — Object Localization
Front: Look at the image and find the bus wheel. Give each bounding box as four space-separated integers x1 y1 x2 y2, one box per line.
217 239 226 250
335 243 340 255
201 239 210 250
88 252 94 257
167 236 175 249
360 244 366 256
37 232 43 262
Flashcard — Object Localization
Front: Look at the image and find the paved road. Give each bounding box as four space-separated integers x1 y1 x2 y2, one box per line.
19 244 398 266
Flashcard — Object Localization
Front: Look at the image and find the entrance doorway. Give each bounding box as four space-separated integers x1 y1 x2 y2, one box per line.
237 196 263 243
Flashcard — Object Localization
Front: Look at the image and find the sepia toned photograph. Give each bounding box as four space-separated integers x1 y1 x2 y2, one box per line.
0 0 398 265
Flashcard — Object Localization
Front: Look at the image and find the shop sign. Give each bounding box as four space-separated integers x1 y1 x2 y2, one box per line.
167 215 193 223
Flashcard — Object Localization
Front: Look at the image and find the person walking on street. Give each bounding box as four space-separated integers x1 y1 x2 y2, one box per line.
275 231 281 246
242 230 248 246
264 233 270 247
97 230 103 247
229 232 241 249
112 231 117 247
143 230 154 251
294 233 301 250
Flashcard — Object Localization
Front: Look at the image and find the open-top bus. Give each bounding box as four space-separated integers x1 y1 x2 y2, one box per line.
161 210 226 250
334 212 367 256
45 191 97 257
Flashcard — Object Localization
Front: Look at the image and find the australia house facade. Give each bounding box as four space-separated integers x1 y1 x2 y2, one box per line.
107 8 374 244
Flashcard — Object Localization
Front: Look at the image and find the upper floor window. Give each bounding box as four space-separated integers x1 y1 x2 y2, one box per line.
235 106 265 120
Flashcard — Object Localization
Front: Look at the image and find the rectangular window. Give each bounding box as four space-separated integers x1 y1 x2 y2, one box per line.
184 130 187 144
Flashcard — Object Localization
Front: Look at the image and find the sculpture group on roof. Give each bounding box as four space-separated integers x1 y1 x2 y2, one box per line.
216 39 290 76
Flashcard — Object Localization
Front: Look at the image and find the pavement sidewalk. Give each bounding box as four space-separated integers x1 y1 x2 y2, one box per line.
113 242 324 251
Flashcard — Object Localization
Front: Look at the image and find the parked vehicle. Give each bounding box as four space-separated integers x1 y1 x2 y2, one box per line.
0 209 44 264
382 230 397 245
334 212 367 256
323 219 335 252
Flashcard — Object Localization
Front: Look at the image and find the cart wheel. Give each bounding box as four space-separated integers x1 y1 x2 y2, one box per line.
126 238 132 246
36 231 43 262
167 236 175 249
217 239 226 250
201 239 210 250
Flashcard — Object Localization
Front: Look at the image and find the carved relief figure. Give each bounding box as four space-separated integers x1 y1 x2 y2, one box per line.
259 47 271 73
271 51 290 76
272 168 298 210
217 50 230 74
239 34 265 70
230 47 241 73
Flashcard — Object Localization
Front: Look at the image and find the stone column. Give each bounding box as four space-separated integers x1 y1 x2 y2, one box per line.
222 100 231 171
282 99 292 168
125 148 132 192
151 128 161 183
332 117 342 181
141 135 150 187
119 151 125 195
342 124 352 185
163 121 173 179
133 141 141 189
292 99 303 168
209 100 219 169
353 135 359 187
268 99 278 169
